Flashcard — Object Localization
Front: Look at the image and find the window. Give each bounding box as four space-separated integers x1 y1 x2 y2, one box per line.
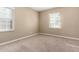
49 12 61 28
0 7 14 32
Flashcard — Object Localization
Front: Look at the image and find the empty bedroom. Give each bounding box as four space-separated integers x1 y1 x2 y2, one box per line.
0 7 79 52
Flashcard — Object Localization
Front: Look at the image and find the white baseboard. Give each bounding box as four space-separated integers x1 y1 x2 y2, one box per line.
0 33 79 46
39 33 79 40
0 33 39 46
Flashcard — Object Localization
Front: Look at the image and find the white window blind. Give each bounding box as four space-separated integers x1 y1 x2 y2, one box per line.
49 12 61 28
0 7 14 32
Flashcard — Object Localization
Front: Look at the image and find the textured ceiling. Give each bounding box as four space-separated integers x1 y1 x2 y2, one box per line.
31 7 53 12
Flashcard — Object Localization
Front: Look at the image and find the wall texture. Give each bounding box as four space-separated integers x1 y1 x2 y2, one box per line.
0 7 39 43
40 7 79 38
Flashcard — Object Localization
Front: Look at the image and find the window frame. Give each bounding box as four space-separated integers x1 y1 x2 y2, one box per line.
0 7 15 32
49 12 61 29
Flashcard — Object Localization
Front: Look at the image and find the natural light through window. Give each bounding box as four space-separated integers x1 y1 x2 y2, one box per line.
0 7 14 32
49 12 61 28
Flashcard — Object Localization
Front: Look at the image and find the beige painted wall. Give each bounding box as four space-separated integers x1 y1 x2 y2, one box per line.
40 7 79 38
0 7 39 43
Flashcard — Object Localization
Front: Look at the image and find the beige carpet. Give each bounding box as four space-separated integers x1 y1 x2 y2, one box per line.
0 34 79 52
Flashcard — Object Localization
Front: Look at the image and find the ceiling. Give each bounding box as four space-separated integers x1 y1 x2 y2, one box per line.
31 7 53 12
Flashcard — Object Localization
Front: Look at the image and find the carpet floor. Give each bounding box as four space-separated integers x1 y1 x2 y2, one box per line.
0 34 79 52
